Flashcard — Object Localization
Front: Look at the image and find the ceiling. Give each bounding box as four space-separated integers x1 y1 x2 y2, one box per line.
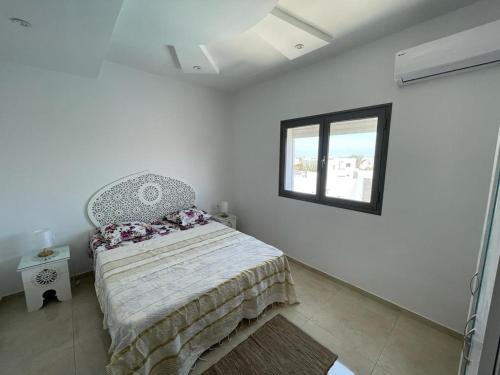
0 0 123 77
0 0 478 91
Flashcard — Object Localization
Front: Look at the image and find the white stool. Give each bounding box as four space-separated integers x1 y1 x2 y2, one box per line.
17 245 72 312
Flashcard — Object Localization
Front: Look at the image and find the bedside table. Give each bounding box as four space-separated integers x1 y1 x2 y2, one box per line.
212 213 238 229
17 245 72 312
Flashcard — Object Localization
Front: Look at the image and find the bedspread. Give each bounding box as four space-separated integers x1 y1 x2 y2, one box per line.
94 222 298 375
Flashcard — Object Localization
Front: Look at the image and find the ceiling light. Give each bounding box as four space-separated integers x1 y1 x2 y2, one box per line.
295 43 304 50
9 17 31 28
193 65 201 70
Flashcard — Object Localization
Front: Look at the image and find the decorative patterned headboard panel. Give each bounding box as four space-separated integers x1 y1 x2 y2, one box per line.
87 172 195 227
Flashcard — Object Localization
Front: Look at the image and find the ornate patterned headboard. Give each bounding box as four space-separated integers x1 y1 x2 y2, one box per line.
87 172 195 227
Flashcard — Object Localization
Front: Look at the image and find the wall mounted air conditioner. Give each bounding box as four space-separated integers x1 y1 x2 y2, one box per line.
395 19 500 86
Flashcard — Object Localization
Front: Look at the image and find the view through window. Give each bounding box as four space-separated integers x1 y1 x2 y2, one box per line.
326 118 377 202
284 124 320 194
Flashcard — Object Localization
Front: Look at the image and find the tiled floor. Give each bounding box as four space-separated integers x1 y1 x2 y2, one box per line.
0 260 463 375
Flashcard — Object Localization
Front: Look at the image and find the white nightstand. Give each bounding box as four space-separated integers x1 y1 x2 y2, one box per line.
17 245 72 312
212 213 238 229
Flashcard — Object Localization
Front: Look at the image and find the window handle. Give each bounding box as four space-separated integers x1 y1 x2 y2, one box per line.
462 340 472 363
470 272 479 295
465 328 476 340
463 314 477 337
461 325 477 363
321 156 326 168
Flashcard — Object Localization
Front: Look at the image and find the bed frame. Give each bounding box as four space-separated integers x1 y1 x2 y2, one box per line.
87 172 195 227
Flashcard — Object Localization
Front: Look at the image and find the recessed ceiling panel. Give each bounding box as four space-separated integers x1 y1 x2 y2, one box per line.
253 7 332 60
206 30 288 73
171 45 220 74
0 0 123 77
110 0 278 76
112 0 278 46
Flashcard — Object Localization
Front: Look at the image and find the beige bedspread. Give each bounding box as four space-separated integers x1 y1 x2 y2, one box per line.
94 222 298 375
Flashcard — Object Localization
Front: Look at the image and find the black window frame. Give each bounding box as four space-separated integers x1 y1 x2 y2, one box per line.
279 103 392 215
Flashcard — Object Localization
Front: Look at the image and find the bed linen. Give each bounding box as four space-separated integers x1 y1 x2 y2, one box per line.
89 222 179 259
94 221 298 375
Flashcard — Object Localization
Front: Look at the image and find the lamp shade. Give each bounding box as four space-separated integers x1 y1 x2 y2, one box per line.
33 228 54 250
219 201 229 214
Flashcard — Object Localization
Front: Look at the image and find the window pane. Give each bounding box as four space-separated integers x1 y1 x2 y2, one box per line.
284 124 320 194
325 118 378 202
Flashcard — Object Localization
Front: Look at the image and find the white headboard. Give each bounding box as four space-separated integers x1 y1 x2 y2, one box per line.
87 172 195 227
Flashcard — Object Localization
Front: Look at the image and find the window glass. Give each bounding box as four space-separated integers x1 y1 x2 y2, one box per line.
284 124 320 194
326 118 377 202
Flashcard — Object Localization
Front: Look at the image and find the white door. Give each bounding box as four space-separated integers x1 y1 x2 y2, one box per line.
461 128 500 375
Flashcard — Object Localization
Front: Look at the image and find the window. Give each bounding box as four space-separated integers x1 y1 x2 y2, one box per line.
279 104 392 215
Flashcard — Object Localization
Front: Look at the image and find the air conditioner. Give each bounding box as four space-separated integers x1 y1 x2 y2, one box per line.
395 19 500 86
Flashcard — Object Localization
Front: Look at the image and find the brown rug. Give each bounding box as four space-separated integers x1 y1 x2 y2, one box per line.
203 314 337 375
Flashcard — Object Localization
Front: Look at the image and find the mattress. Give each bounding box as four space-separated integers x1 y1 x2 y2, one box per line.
94 221 298 375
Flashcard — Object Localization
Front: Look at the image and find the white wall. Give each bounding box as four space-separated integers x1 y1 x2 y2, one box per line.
0 61 231 297
229 0 500 332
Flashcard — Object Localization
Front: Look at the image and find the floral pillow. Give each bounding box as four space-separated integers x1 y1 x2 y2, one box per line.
98 222 153 246
165 207 210 229
89 232 119 258
150 221 179 236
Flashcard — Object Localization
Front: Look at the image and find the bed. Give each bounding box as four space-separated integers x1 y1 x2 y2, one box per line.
87 172 298 375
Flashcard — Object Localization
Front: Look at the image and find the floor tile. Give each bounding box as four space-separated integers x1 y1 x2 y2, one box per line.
1 299 73 357
309 287 398 362
300 319 376 375
74 327 111 375
376 314 462 375
0 265 463 375
28 344 76 375
370 365 394 375
293 269 344 318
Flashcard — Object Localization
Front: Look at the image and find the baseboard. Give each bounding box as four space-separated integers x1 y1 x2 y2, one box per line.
1 270 94 302
1 289 24 300
286 255 463 340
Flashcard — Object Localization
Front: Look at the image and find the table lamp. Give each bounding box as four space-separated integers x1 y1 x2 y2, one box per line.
34 228 54 257
219 201 229 217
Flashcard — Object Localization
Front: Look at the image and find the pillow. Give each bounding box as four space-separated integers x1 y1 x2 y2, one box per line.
98 222 151 246
88 233 119 259
165 207 211 229
150 220 179 236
